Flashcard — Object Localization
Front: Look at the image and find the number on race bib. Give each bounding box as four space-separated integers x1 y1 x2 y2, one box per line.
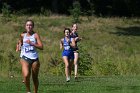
64 46 70 50
25 46 34 52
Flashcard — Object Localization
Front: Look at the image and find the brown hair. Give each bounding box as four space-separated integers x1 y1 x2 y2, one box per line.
25 19 34 27
63 28 71 33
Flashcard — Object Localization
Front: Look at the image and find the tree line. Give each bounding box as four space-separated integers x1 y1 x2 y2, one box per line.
0 0 140 17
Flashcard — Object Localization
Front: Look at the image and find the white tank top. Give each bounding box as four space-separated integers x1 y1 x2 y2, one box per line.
20 33 38 59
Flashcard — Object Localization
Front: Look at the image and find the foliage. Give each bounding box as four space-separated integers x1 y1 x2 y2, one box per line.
0 15 140 77
8 51 20 77
40 7 52 16
70 1 81 23
1 3 11 17
1 3 11 22
84 2 95 22
0 0 140 16
78 44 93 75
47 55 63 76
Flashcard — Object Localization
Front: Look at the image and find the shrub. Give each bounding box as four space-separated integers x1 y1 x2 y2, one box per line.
40 7 52 16
70 1 81 23
1 3 11 22
78 44 93 75
48 55 63 75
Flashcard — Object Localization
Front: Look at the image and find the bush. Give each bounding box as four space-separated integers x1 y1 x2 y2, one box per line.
78 44 93 75
1 3 11 22
40 7 52 16
47 55 63 75
70 1 81 23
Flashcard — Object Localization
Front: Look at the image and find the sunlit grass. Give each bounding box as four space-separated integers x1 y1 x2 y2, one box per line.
1 76 140 93
0 15 140 77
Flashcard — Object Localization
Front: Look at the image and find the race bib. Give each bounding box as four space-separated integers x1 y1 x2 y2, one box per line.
64 46 70 50
25 46 34 52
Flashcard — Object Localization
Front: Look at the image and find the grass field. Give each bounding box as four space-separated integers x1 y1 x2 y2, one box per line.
0 15 140 76
0 15 140 93
1 76 140 93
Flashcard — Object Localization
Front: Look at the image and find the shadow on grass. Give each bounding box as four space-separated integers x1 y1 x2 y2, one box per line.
41 83 75 86
73 76 100 82
105 85 140 91
110 26 140 36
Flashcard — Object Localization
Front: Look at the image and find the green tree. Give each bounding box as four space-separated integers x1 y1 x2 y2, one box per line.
70 0 81 23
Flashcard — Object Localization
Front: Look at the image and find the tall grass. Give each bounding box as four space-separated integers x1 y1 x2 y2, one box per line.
0 15 140 77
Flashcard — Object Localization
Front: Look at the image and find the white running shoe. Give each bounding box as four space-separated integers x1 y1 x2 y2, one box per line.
66 76 70 82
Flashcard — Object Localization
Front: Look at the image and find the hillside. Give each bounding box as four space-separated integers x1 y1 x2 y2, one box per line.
0 15 140 77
